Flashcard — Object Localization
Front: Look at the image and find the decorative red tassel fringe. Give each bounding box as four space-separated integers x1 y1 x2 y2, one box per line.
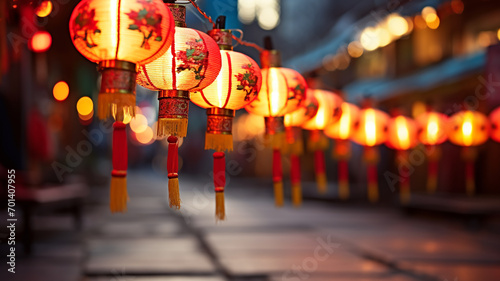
314 150 327 194
167 136 181 209
110 121 128 213
213 152 226 221
290 154 302 207
273 149 284 207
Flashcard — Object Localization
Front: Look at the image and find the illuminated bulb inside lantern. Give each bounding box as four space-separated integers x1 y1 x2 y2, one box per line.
462 112 473 146
365 109 377 147
396 116 410 150
270 68 281 116
339 104 351 140
427 115 439 144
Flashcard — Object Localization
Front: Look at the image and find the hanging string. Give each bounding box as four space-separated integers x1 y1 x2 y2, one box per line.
185 0 264 52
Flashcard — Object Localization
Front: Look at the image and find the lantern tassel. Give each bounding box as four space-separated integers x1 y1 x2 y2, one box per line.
397 150 410 204
426 145 440 194
338 160 349 200
110 122 128 213
167 136 181 209
290 154 302 207
462 147 477 196
158 118 188 138
273 149 284 207
205 133 233 152
367 164 378 203
314 150 327 194
214 152 226 221
98 93 135 120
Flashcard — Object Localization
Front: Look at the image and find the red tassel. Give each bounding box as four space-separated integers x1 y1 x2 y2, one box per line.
213 152 226 220
338 160 349 200
167 136 181 209
110 121 128 213
273 149 284 207
314 150 327 194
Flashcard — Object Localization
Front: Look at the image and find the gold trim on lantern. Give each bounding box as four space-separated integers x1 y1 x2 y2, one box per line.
157 90 190 138
205 108 235 152
264 116 285 135
260 50 282 69
167 4 187 27
208 29 233 50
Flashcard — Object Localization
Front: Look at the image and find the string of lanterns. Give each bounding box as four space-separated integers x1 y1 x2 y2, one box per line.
66 0 499 220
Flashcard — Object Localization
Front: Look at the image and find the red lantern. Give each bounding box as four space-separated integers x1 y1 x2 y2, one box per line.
352 106 389 203
284 93 319 207
324 102 360 200
302 89 343 194
386 114 418 204
190 19 262 220
245 39 307 207
69 0 175 213
449 110 490 195
489 107 500 142
416 111 449 193
136 3 222 209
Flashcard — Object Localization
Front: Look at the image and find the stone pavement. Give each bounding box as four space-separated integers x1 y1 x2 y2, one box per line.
2 170 500 281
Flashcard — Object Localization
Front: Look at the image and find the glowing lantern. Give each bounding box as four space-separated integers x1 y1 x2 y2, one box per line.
284 93 319 207
245 37 307 207
324 102 360 200
30 31 52 53
302 89 343 194
386 114 418 204
190 17 262 220
449 110 490 196
489 107 500 142
69 0 175 213
136 3 222 209
352 105 389 203
36 1 53 17
416 111 449 194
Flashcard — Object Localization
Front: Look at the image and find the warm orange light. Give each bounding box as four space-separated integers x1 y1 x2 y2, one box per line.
347 41 363 58
489 107 500 143
36 1 53 17
285 93 319 128
79 110 94 121
130 114 148 134
416 112 448 145
30 31 52 53
422 6 437 20
302 90 343 131
449 110 489 147
386 116 418 150
135 126 154 145
451 0 464 14
53 81 69 101
352 108 389 147
365 109 377 146
414 15 427 29
396 117 410 149
426 15 440 30
387 13 408 37
76 97 93 116
324 102 360 140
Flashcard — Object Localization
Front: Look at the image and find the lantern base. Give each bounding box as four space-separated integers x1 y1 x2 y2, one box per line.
206 108 234 152
158 118 188 138
158 90 190 138
205 133 233 152
215 191 226 221
110 173 128 213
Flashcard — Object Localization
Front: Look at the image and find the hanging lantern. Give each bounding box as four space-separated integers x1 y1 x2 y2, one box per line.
324 102 360 200
449 110 490 196
284 93 319 207
415 111 449 194
302 89 343 194
352 105 389 203
69 0 175 213
136 3 222 209
488 107 500 143
386 114 418 204
245 37 307 207
190 16 262 220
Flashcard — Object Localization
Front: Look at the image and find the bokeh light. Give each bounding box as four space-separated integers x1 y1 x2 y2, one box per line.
35 1 53 17
130 114 148 134
53 81 69 101
347 41 364 58
135 126 154 145
387 14 409 36
258 7 280 30
451 0 464 14
360 27 379 51
426 15 440 29
76 97 94 116
30 31 52 53
376 27 392 47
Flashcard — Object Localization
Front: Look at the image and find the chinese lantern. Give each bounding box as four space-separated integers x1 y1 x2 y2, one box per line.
449 110 490 196
386 114 418 204
352 105 389 203
190 17 262 220
136 3 222 209
416 111 449 193
302 89 343 194
245 37 307 207
284 93 319 207
489 107 500 142
324 102 360 200
69 0 175 213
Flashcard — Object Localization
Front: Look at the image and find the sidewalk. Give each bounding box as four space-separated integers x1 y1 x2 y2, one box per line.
4 170 500 281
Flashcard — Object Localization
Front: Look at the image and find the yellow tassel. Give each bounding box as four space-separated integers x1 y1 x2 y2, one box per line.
274 181 284 207
308 133 329 152
368 182 379 203
291 182 302 207
215 191 226 221
157 118 188 138
98 93 135 120
110 176 128 213
205 133 233 152
168 177 181 209
338 180 349 200
316 172 327 194
284 138 304 156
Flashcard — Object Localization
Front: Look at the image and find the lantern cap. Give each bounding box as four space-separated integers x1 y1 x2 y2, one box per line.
260 36 281 68
167 4 186 27
208 26 233 50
